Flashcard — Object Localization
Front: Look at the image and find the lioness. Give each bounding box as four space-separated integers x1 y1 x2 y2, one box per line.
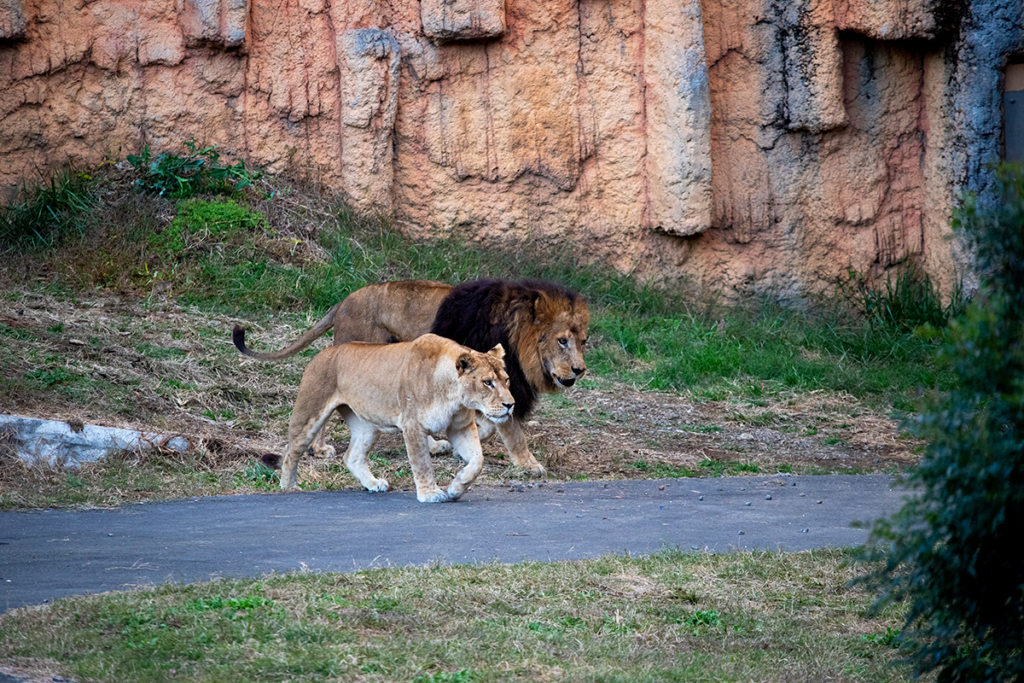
234 279 588 476
281 334 513 503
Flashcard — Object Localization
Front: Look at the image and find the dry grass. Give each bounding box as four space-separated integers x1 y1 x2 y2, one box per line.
0 547 913 682
0 284 921 509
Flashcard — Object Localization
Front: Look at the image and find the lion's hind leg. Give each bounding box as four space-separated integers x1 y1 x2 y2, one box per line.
340 410 388 493
310 429 336 460
445 424 484 501
283 396 341 490
427 436 452 454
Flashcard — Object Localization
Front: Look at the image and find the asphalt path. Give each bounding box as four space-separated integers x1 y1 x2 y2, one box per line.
0 473 910 617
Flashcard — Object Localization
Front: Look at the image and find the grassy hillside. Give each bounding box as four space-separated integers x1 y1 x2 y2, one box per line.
0 147 960 508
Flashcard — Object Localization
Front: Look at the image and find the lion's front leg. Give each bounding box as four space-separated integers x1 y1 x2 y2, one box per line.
446 423 484 501
495 417 546 477
475 414 498 442
343 413 388 493
404 429 448 503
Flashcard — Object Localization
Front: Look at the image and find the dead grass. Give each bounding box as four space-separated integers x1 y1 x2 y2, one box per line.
0 286 921 510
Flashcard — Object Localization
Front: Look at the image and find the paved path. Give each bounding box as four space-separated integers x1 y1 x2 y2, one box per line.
0 474 910 615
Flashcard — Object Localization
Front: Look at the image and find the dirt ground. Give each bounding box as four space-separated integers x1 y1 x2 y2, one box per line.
0 288 920 498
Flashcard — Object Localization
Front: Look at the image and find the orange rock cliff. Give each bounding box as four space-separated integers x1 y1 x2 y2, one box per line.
1 0 1022 298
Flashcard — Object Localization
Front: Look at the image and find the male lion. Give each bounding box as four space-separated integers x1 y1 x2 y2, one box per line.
233 280 453 358
233 279 589 476
281 334 513 503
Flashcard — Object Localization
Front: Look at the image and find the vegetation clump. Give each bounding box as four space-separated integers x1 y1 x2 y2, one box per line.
0 168 97 251
127 139 262 198
149 198 269 256
862 164 1024 682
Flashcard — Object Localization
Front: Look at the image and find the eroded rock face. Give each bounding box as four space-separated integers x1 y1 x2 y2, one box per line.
0 0 1021 299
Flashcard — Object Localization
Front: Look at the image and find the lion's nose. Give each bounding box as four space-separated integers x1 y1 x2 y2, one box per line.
572 366 585 377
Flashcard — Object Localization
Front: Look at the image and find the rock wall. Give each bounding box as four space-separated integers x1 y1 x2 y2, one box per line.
1 0 1021 299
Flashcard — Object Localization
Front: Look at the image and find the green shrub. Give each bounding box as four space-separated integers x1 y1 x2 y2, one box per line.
127 139 262 198
861 163 1024 682
0 168 96 251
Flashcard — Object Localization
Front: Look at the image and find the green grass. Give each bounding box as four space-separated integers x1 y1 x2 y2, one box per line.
628 459 697 478
0 548 912 683
1 159 958 412
149 198 269 255
0 167 97 251
697 459 762 477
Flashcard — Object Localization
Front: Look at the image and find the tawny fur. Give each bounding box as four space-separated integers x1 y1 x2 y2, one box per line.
232 280 453 360
232 279 588 476
280 334 513 503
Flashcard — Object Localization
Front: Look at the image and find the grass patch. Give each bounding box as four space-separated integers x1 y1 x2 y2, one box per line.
629 459 697 478
698 459 761 477
0 167 97 251
1 158 956 410
0 548 912 683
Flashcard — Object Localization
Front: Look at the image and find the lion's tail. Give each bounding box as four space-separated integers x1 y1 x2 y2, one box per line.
232 303 341 361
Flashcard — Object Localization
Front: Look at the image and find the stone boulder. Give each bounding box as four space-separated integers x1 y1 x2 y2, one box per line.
0 415 191 468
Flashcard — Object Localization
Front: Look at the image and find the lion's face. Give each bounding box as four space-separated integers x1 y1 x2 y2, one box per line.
457 344 515 422
534 296 589 389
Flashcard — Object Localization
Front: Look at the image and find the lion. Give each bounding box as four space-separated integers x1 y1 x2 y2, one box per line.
233 278 589 476
279 334 513 503
233 280 453 359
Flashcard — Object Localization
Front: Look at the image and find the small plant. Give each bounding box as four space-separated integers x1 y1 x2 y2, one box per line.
24 367 76 388
687 609 722 628
243 461 277 487
630 459 697 478
149 198 268 256
127 139 262 198
862 626 902 648
698 459 760 477
843 263 967 334
413 671 476 683
0 168 96 251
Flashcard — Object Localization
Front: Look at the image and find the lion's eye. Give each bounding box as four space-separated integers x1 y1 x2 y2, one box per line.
581 338 587 346
483 379 494 387
558 337 568 347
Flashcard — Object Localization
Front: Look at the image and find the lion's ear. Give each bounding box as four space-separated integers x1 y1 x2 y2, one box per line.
531 291 549 324
456 353 476 375
488 344 505 360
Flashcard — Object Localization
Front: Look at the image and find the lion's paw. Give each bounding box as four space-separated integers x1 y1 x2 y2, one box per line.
417 488 450 503
314 444 337 460
428 437 452 454
365 479 389 493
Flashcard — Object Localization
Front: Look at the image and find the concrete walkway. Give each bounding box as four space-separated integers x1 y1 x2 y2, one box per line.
0 474 910 615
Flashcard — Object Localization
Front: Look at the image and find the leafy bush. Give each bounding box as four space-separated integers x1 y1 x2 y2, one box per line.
0 168 96 251
861 164 1024 682
127 139 262 198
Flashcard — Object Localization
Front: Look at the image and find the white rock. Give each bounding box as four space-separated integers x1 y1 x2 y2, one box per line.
0 414 190 467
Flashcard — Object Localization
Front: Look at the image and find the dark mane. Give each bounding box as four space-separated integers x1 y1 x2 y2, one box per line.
430 279 579 417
